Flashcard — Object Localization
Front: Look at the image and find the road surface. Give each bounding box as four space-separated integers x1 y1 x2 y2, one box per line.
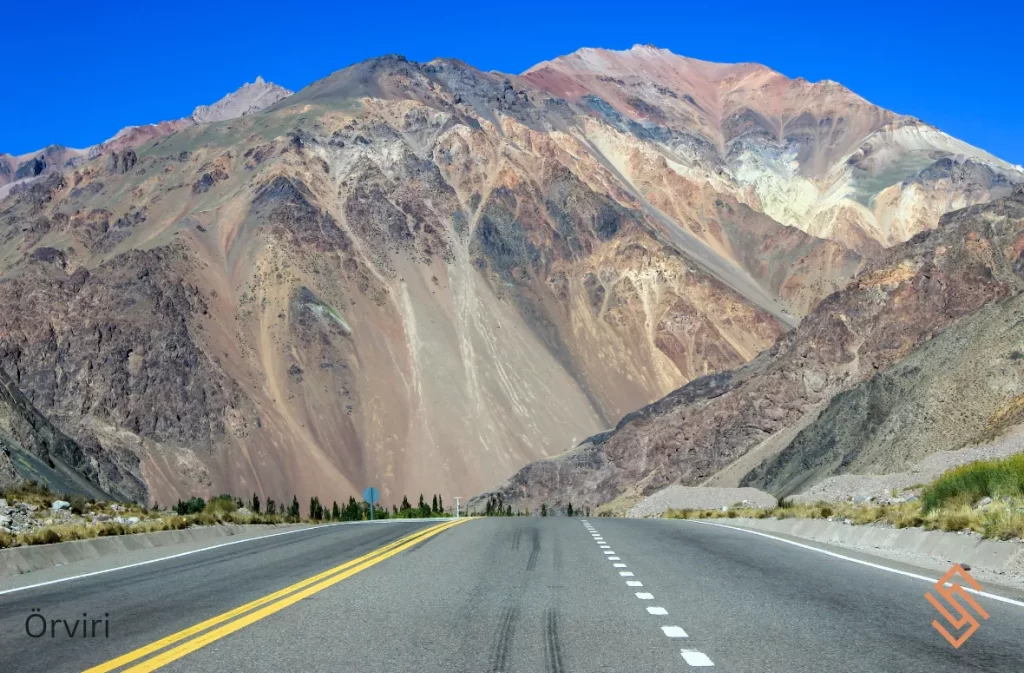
1 517 1021 672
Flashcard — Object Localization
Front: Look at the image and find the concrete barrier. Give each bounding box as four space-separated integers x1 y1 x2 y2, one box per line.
715 517 1024 577
0 524 307 577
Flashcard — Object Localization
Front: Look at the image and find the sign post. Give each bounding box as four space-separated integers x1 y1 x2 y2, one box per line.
363 486 379 521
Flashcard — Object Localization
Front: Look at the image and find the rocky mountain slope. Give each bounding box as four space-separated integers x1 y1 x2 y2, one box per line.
0 77 292 201
0 46 1018 506
0 365 116 500
524 46 1023 253
479 190 1024 511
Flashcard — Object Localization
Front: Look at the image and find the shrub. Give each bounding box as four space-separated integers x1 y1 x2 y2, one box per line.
204 495 238 515
934 505 977 533
97 523 127 537
69 495 88 515
22 529 61 546
0 530 14 549
922 454 1024 512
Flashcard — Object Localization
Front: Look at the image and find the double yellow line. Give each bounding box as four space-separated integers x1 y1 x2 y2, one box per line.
83 518 466 673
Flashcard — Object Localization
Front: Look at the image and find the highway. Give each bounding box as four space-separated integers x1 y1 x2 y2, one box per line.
1 517 1022 672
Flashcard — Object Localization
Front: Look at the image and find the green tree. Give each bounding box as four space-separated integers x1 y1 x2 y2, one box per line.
400 495 411 512
252 493 261 514
289 495 300 519
438 494 444 513
540 503 548 517
174 497 206 515
266 498 276 515
566 502 573 517
432 494 438 514
345 496 360 521
332 501 341 520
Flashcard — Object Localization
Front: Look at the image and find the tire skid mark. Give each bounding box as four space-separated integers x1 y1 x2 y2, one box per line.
490 603 518 673
544 608 565 673
526 527 540 571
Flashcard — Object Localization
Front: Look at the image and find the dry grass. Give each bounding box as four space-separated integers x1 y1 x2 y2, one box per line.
6 510 293 548
666 497 1024 541
665 454 1024 542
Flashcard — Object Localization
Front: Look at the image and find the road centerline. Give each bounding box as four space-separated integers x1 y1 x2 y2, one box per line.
81 519 465 673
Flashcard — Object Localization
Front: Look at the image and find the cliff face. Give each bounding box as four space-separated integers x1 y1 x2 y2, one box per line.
478 192 1024 511
0 47 1018 506
0 364 120 500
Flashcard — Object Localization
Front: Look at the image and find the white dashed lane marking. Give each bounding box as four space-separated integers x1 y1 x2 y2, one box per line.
581 520 715 667
680 650 714 667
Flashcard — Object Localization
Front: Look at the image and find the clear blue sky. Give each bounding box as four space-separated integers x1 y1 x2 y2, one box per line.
3 1 1021 164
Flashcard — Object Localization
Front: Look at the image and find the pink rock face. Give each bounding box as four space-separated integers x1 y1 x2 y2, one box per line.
522 45 1022 253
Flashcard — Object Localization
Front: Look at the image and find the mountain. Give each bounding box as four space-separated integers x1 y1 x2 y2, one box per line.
99 76 293 153
0 47 1017 506
524 46 1023 253
478 189 1024 512
0 78 292 200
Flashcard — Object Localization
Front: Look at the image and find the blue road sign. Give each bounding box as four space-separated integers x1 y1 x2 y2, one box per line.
363 486 379 521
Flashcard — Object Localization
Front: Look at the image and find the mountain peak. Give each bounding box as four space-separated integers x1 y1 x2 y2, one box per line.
190 78 292 124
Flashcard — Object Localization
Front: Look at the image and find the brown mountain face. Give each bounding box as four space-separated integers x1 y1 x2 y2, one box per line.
0 47 1017 507
478 191 1024 512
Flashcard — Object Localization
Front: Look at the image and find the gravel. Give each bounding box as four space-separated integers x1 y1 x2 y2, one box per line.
628 486 777 518
792 430 1024 504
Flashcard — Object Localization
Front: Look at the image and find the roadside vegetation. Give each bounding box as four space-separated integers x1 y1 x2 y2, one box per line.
476 494 590 517
666 454 1024 541
0 483 453 549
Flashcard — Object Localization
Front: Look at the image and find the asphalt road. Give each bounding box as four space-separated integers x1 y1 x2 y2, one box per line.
1 517 1022 672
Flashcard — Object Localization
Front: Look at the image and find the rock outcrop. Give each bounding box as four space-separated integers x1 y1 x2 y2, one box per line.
479 192 1024 511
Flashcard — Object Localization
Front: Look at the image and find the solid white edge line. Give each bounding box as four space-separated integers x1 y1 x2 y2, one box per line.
0 519 447 596
681 519 1024 609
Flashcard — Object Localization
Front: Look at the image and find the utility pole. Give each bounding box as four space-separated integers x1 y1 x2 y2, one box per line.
455 497 461 518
